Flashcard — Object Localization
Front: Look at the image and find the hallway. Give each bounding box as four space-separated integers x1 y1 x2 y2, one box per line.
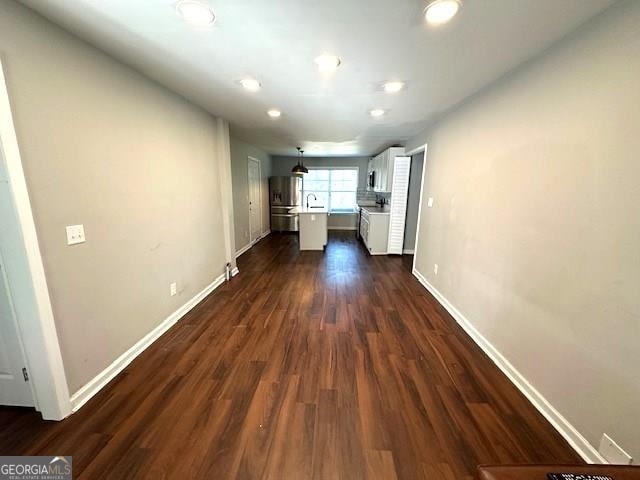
0 232 580 479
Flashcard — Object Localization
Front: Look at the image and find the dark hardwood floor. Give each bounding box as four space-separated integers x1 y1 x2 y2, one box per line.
0 231 581 479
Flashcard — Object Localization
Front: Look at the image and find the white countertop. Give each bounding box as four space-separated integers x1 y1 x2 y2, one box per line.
292 205 329 214
360 205 390 215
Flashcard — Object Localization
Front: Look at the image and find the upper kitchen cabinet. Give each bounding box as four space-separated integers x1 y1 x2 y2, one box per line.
372 147 405 192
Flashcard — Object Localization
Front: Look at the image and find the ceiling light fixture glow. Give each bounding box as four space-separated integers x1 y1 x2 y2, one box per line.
424 0 461 26
267 109 281 118
176 0 216 27
239 78 261 92
370 109 386 118
383 81 405 93
314 54 341 73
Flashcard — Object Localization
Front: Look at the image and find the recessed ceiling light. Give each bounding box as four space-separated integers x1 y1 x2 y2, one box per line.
370 109 386 118
314 54 341 73
267 109 281 118
239 78 261 92
383 81 405 93
424 0 461 26
176 0 216 27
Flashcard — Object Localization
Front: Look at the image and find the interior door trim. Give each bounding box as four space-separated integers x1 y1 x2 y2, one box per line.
247 156 263 244
0 59 71 419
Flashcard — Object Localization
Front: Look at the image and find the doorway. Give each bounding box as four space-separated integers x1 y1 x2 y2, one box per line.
0 114 34 407
403 152 425 254
0 59 70 419
248 156 262 244
0 240 34 407
406 144 428 274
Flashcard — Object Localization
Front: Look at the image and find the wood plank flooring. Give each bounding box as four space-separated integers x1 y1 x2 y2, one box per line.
0 231 581 479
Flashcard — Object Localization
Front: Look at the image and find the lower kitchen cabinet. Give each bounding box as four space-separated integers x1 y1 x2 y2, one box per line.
360 209 390 255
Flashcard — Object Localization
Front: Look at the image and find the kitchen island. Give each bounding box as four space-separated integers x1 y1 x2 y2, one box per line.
292 206 329 251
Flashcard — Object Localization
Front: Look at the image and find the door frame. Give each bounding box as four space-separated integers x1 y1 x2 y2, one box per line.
0 59 71 420
247 156 262 244
405 143 428 274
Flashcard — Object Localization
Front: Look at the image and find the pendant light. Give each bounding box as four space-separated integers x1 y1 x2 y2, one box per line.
291 146 308 175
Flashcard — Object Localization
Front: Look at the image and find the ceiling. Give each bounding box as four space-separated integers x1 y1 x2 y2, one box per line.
21 0 616 156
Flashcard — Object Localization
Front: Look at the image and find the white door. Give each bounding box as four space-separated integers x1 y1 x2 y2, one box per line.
0 148 33 406
248 157 262 243
0 255 33 406
387 156 411 255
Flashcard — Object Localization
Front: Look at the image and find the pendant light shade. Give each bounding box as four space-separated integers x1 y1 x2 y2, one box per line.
292 147 308 175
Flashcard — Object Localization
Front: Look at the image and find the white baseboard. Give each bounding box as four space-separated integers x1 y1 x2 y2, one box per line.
328 227 357 231
235 243 252 258
69 273 227 412
235 231 271 259
411 267 606 464
403 249 415 254
231 266 239 277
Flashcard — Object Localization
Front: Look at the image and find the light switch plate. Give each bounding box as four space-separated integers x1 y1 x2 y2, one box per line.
428 197 434 208
434 264 439 275
599 433 632 464
170 282 177 296
65 225 85 245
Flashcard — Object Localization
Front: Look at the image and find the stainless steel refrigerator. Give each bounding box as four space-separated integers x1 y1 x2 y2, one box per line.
270 176 302 232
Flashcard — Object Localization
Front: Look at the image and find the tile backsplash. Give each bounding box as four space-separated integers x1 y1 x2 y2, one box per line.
357 189 390 204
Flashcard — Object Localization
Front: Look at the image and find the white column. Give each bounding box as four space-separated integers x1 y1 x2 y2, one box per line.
215 118 237 272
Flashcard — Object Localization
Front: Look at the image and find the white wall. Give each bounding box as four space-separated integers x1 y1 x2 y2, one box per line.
0 1 232 394
408 0 640 462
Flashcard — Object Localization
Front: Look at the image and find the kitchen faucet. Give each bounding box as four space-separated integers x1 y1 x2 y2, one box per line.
306 193 317 208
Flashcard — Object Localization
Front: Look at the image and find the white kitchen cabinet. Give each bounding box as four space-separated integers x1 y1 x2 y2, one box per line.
359 213 369 244
377 151 387 191
360 208 390 255
372 147 405 192
360 147 412 255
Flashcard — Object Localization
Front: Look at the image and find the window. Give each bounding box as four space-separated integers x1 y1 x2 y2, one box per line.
303 168 358 212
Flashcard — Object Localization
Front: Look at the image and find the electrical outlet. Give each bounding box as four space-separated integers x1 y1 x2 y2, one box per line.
427 197 434 208
434 264 438 275
170 282 177 297
599 434 632 464
65 225 86 245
